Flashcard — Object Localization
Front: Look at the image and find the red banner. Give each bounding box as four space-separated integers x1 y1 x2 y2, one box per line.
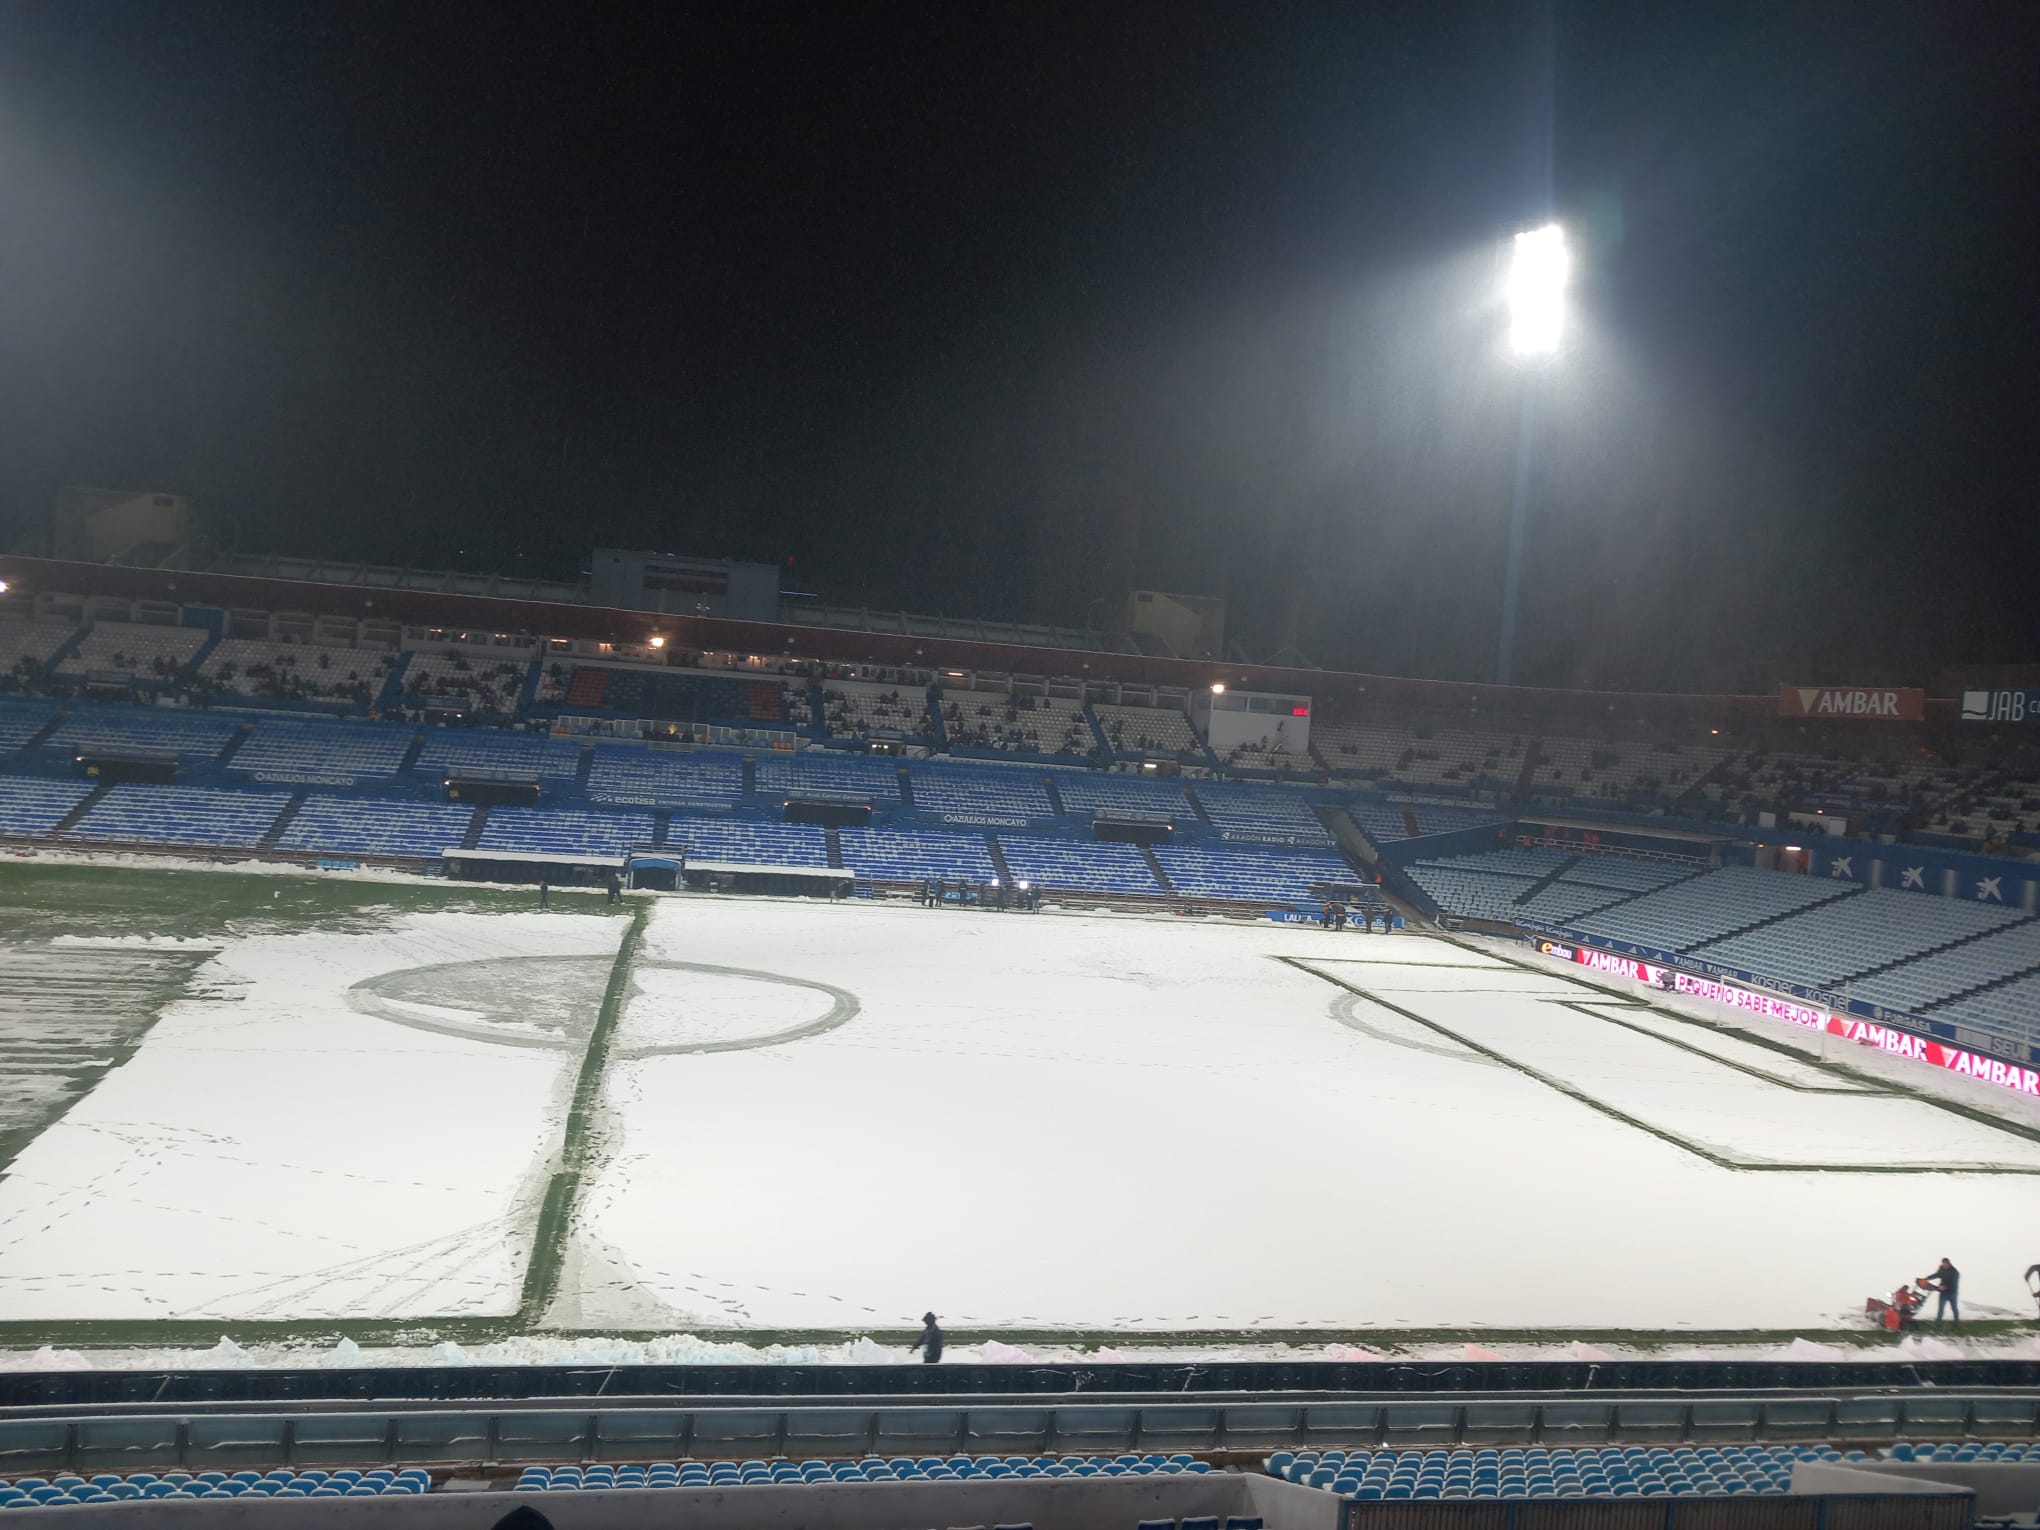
1777 685 1924 720
1549 941 2040 1097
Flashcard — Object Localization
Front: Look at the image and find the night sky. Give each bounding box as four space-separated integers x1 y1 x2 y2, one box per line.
1 1 2035 691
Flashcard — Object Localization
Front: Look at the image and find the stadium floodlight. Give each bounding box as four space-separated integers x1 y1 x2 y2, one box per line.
0 578 9 593
1210 682 1226 695
1506 223 1570 359
648 634 666 649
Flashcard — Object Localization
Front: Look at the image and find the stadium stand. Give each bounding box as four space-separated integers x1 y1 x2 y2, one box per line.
1152 843 1356 903
0 777 94 835
53 620 206 682
478 805 653 855
400 650 532 715
1346 798 1505 844
757 750 903 801
587 743 745 807
1558 854 1700 892
940 691 1091 755
1571 865 1859 952
195 637 394 705
1940 971 2040 1048
1050 772 1190 818
837 825 996 882
277 795 477 858
1405 862 1542 921
1689 886 2029 987
0 619 81 686
1845 919 2040 1017
0 701 60 751
665 814 829 866
229 719 414 779
512 1453 1212 1492
911 764 1054 824
47 707 241 759
1269 1443 1851 1499
1312 721 1529 788
1093 701 1203 757
1530 733 1728 799
1193 784 1334 845
415 729 584 780
0 1468 433 1506
68 783 292 847
995 834 1161 895
820 679 932 742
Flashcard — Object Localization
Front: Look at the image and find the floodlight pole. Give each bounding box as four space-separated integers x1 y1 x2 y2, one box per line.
1495 382 1539 688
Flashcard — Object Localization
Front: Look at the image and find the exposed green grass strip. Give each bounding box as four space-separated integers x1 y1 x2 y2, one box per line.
516 897 651 1320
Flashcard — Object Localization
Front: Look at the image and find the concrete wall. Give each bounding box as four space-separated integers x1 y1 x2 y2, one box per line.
29 1472 1262 1530
1799 1459 2040 1517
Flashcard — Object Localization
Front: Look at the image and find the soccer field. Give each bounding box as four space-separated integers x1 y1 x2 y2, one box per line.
1 859 2037 1349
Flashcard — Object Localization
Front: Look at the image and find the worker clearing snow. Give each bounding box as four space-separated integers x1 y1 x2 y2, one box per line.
1865 1283 1926 1332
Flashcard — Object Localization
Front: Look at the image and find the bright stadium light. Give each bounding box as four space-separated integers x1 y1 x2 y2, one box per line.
1506 222 1570 359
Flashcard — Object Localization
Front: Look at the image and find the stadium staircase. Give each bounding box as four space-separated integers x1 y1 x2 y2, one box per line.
1514 853 1583 905
458 805 491 850
573 745 595 791
824 827 844 869
397 732 427 772
517 657 543 712
1081 702 1109 756
50 782 114 836
896 766 916 811
1041 775 1066 816
652 810 672 848
21 712 67 750
985 835 1016 886
1401 805 1422 838
1515 745 1541 795
1668 883 1867 954
181 629 224 681
1138 844 1174 893
256 794 307 850
39 627 89 681
375 654 415 713
1183 786 1215 827
740 754 757 794
212 721 257 767
926 694 947 749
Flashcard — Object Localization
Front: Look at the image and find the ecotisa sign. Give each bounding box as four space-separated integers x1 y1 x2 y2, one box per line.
1551 942 2040 1098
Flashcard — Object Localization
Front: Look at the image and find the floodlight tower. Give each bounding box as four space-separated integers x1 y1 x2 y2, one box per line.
1495 222 1569 687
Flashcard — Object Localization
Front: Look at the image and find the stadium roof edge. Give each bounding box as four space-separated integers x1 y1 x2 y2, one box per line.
0 553 1920 720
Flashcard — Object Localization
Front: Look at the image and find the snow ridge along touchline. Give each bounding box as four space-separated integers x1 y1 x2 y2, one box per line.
1282 946 2040 1172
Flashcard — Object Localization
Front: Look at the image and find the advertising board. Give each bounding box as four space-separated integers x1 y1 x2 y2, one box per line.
1547 940 2040 1097
1776 685 1924 720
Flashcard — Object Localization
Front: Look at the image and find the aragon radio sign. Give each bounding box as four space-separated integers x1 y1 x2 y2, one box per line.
1777 685 1923 721
1961 689 2040 724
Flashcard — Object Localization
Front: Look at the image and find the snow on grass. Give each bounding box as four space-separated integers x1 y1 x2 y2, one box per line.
567 900 2040 1333
0 911 623 1323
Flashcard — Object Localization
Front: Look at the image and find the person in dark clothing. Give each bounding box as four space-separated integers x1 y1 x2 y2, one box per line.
605 871 621 905
537 879 550 909
1920 1257 1960 1325
910 1312 943 1363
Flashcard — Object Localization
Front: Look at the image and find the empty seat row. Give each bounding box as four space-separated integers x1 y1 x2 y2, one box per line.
513 1453 1214 1492
838 826 996 882
1152 844 1355 903
230 719 415 779
69 783 291 847
1270 1444 1848 1500
276 795 477 857
0 1467 430 1508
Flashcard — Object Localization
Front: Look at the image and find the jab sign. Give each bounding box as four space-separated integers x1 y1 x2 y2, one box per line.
1554 941 2040 1098
1960 689 2040 724
1777 685 1924 721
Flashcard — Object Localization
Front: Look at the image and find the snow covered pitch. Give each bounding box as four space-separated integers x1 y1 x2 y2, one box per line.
1 868 2036 1339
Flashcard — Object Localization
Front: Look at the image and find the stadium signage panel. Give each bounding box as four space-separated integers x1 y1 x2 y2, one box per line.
1556 943 2040 1096
1776 685 1924 720
1960 689 2040 724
